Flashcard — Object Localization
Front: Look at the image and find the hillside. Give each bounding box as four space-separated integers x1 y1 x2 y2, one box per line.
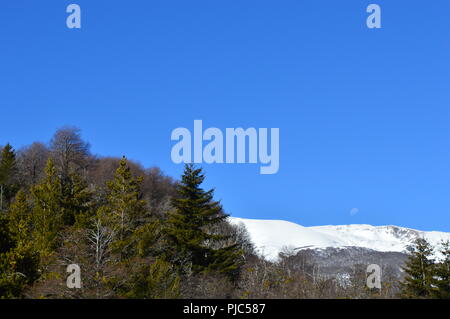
229 217 450 261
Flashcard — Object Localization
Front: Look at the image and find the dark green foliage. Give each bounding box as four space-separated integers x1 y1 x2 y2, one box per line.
0 214 14 254
31 159 65 253
133 220 163 258
61 172 93 227
94 157 172 298
432 241 450 299
0 144 19 210
7 190 32 244
31 158 93 254
400 238 435 299
0 196 40 299
98 157 148 259
0 240 40 299
121 258 180 299
165 164 241 280
0 144 17 183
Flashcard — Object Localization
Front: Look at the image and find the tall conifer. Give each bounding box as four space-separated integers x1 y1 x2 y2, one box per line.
31 159 64 254
0 144 18 210
432 241 450 299
8 190 32 243
100 157 147 259
165 164 241 279
0 193 39 298
400 238 435 298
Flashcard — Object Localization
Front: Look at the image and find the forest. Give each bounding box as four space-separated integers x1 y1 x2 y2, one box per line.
0 126 449 299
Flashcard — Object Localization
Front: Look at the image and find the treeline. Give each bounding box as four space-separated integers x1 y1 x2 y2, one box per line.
0 127 448 299
0 126 250 298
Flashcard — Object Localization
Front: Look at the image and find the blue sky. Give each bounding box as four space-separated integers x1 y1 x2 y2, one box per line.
1 1 449 231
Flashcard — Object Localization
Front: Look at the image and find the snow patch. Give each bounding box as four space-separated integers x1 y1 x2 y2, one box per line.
229 217 450 261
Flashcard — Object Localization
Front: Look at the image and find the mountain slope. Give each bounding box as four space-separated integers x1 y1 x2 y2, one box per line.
229 217 450 261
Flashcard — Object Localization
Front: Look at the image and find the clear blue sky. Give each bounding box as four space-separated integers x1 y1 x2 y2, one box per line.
1 1 449 231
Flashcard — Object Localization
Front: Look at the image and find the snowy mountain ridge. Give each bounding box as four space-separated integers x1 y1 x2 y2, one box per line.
228 217 450 261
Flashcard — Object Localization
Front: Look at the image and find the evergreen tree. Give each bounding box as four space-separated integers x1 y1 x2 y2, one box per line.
0 197 40 298
7 190 32 244
31 158 92 254
99 157 147 259
165 164 241 279
31 158 64 254
60 172 93 227
0 144 18 211
121 258 180 299
400 238 435 299
0 214 14 255
90 157 157 297
432 241 450 299
0 239 40 298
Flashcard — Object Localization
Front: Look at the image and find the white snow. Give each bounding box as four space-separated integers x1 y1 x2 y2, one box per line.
229 217 450 261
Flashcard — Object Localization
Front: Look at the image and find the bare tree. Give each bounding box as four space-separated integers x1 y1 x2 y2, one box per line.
87 218 115 273
17 142 49 187
86 218 117 298
50 126 90 180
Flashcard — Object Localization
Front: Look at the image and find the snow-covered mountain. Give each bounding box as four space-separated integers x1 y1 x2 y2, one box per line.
229 217 450 261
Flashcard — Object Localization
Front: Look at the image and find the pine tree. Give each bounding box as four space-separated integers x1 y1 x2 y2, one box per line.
165 164 241 279
31 158 64 254
400 237 435 299
7 190 32 244
60 172 93 227
0 214 14 255
31 157 92 255
121 258 180 299
0 196 40 298
432 241 450 299
0 144 18 211
0 235 40 298
89 157 154 297
99 157 147 259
